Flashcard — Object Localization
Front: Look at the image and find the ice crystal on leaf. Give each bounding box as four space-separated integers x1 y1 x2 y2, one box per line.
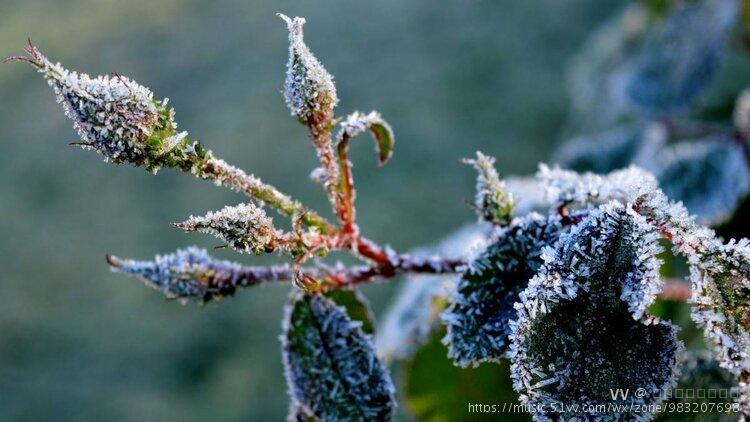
655 138 750 226
509 203 678 420
462 151 515 226
106 246 280 304
690 239 750 407
282 293 396 421
16 42 206 173
442 213 561 367
174 203 291 255
538 164 658 210
280 14 338 125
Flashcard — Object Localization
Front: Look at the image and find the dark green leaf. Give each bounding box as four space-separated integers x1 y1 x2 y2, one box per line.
282 293 396 420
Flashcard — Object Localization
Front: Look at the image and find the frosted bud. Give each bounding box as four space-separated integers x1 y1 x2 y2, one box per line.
10 41 208 172
174 203 285 255
279 14 338 125
107 246 245 303
462 151 515 225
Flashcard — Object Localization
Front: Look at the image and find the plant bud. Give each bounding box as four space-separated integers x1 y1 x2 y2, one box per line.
174 203 283 255
279 14 338 125
12 41 207 172
462 152 514 225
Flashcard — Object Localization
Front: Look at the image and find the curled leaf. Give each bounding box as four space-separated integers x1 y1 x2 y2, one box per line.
282 293 396 420
442 213 561 367
337 111 395 166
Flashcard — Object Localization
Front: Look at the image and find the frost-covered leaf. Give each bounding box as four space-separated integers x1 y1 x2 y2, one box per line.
337 111 395 166
512 295 680 420
107 246 283 303
325 288 375 335
462 151 515 225
442 213 561 367
625 0 738 115
376 224 490 362
282 293 396 421
403 330 525 422
656 138 750 226
554 122 665 174
509 203 679 420
690 239 750 414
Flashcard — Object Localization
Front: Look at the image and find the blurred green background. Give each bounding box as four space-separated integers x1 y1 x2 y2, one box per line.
0 0 638 420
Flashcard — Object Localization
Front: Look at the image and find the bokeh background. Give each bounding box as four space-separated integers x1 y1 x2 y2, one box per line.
3 0 741 420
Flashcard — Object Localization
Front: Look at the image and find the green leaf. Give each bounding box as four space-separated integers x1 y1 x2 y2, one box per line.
281 293 395 421
404 330 529 422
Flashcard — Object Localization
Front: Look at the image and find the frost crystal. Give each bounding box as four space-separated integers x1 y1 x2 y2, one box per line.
107 246 277 303
509 203 678 420
21 42 205 172
539 164 658 209
174 203 286 255
282 293 396 420
442 213 561 367
280 14 338 124
655 138 750 226
462 152 515 225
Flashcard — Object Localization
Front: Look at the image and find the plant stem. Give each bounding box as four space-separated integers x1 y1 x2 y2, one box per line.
198 156 337 235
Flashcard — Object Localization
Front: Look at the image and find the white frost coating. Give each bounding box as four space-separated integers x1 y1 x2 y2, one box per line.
538 164 658 208
504 176 550 215
375 224 490 362
280 14 338 122
175 203 283 255
508 202 678 420
30 46 160 164
689 238 750 414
